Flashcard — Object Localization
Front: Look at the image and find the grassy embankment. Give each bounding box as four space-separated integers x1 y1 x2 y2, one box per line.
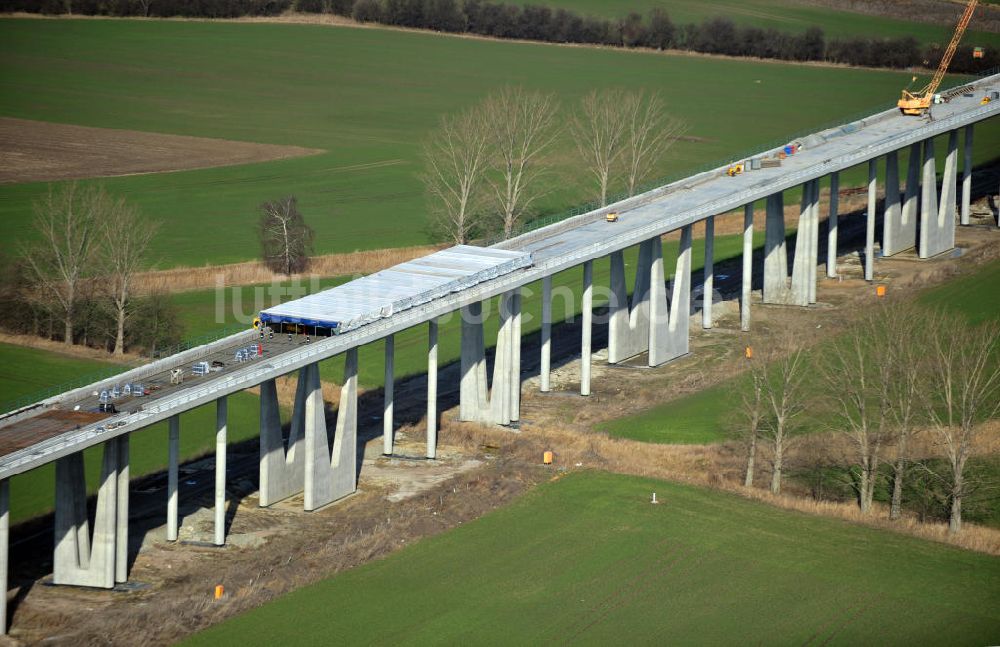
2 18 998 268
186 471 1000 645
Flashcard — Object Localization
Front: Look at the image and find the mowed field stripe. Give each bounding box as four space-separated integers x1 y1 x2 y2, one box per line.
183 472 1000 645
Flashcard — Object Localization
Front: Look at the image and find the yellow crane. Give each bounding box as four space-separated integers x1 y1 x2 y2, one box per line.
898 0 978 115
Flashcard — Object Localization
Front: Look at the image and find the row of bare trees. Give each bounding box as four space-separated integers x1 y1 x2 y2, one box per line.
18 183 160 355
422 86 557 244
570 89 685 207
422 86 685 244
738 302 1000 534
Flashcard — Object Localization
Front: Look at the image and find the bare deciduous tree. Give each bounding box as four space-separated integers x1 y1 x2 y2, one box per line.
22 183 103 346
923 312 1000 533
259 196 314 276
422 107 490 244
482 86 559 238
881 303 926 521
100 198 158 356
622 91 686 197
571 89 628 207
823 310 894 514
752 345 808 495
734 349 766 488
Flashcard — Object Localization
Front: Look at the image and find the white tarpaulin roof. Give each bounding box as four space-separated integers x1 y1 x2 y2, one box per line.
259 245 532 332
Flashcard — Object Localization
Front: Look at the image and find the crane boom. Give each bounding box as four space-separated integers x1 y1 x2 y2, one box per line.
898 0 978 115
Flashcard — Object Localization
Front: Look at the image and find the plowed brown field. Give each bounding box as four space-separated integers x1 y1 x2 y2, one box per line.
0 117 323 184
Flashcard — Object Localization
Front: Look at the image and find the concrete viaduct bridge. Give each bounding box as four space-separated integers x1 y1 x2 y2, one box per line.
1 73 998 634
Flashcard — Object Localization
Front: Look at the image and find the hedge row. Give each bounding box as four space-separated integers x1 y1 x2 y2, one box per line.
3 0 998 72
0 0 290 18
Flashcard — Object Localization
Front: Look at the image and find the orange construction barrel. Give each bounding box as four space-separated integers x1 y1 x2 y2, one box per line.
744 346 753 359
214 585 225 600
876 285 886 298
543 451 553 465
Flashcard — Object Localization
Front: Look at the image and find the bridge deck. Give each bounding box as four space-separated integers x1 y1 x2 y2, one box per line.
1 75 997 479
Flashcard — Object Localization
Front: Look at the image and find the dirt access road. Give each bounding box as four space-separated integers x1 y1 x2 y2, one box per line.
0 117 322 184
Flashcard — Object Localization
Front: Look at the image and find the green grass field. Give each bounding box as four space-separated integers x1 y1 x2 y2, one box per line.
919 257 1000 324
540 0 1000 45
0 342 119 408
601 382 738 444
185 471 1000 645
3 18 996 268
0 343 266 523
171 275 354 339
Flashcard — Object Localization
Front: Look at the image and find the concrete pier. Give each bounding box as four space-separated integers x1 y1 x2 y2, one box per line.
648 226 692 366
827 173 839 278
304 351 358 511
702 215 715 329
427 319 438 459
459 291 522 425
167 415 179 541
899 142 922 253
920 137 942 258
763 193 787 303
581 261 592 396
962 124 973 225
53 442 121 588
741 203 753 332
214 397 227 546
259 376 304 507
808 180 819 304
540 275 552 392
866 159 877 281
608 239 652 363
790 180 818 305
882 151 904 257
1 479 8 635
383 334 394 456
937 130 960 251
115 435 129 583
884 146 919 257
460 302 488 421
507 290 521 422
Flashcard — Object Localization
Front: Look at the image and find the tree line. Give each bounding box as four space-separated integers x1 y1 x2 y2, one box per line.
7 0 997 73
0 184 181 356
0 185 323 357
736 302 1000 535
421 86 684 244
0 0 291 17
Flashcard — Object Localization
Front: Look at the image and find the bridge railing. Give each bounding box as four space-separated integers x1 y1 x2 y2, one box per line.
485 71 1000 248
0 324 251 416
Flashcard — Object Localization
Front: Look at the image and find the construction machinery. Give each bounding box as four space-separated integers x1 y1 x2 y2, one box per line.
605 211 619 223
726 162 745 177
898 0 978 115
